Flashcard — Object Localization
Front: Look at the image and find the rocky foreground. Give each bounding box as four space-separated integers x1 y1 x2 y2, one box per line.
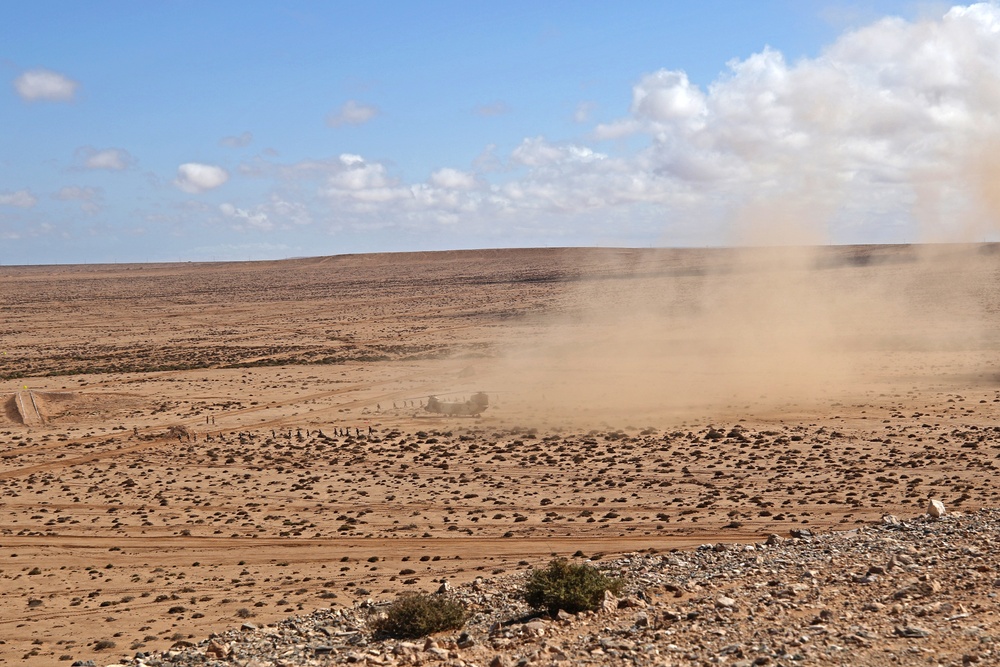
93 506 1000 667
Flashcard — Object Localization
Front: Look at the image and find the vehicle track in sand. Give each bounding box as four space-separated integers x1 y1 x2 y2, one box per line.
13 391 43 426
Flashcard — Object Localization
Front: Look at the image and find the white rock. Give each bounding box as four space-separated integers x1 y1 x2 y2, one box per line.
927 498 946 518
716 595 737 609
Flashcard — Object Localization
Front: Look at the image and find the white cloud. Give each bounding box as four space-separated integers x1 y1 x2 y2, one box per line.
326 100 379 127
219 202 270 230
14 68 78 102
430 168 477 190
632 70 707 125
327 153 395 192
511 137 606 167
53 186 102 214
174 163 229 193
76 146 135 171
219 196 312 231
220 131 253 148
0 190 37 208
578 2 1000 242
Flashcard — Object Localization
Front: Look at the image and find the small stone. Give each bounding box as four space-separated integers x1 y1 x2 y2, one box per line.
524 620 546 636
765 534 783 546
895 626 932 638
555 609 574 622
893 580 941 599
617 595 646 609
206 640 229 658
719 644 743 657
716 595 737 609
437 580 450 594
457 632 475 649
635 611 650 628
241 622 257 631
601 589 619 613
546 645 568 657
928 498 946 518
489 655 509 667
394 642 419 655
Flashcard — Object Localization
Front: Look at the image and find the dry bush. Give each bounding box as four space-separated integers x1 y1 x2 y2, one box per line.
523 558 623 615
371 593 467 639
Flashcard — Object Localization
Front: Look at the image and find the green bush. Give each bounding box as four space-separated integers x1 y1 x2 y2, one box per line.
372 593 467 639
523 558 624 615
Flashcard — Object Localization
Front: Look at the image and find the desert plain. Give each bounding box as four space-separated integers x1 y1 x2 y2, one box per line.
3 245 1000 665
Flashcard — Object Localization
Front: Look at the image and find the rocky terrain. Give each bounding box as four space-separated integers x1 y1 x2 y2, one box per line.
92 507 1000 667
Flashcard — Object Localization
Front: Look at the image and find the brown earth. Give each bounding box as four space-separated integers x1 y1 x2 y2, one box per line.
1 245 1000 665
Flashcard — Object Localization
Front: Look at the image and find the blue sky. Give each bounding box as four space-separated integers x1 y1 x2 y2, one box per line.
4 1 1000 264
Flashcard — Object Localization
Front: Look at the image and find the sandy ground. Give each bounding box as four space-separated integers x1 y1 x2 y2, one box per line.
2 245 1000 665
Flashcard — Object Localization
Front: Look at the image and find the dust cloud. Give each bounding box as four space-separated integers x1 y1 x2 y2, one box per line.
481 242 1000 427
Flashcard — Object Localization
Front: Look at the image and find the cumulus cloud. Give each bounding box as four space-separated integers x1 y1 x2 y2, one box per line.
220 131 253 148
13 68 78 102
573 2 1000 242
76 146 135 171
324 153 406 203
430 168 477 190
511 137 606 167
174 163 229 193
0 190 37 208
326 100 379 127
53 186 103 214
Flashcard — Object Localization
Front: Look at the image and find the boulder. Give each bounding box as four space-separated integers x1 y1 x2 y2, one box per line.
928 499 946 518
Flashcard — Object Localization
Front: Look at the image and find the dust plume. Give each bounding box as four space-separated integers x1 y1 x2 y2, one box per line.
481 242 1000 427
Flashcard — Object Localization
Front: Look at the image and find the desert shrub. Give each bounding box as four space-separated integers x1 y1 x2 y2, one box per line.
372 593 467 639
523 558 624 615
94 639 116 650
